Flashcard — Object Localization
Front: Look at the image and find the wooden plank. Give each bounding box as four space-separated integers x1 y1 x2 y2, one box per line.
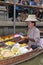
0 21 43 27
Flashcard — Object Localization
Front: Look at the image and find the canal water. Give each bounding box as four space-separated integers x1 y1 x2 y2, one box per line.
16 53 43 65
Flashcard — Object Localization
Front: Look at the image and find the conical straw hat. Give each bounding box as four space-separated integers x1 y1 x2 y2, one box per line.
25 15 38 21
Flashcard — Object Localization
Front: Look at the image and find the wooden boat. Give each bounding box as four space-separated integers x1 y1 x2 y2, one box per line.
0 41 43 65
0 47 43 65
0 35 43 65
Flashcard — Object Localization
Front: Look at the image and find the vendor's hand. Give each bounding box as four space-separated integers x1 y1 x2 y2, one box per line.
25 37 29 40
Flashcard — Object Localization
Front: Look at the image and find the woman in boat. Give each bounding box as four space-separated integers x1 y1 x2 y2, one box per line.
25 15 40 49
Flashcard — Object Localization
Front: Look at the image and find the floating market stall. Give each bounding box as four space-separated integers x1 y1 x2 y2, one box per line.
0 34 43 65
0 1 43 65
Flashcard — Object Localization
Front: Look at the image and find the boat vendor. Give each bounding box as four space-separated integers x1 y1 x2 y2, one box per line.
25 15 40 49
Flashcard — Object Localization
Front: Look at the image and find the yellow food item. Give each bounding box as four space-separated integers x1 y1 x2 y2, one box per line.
4 37 10 41
0 37 4 42
1 49 14 58
20 43 27 47
0 48 4 51
5 41 15 46
11 47 18 54
0 55 4 60
1 49 10 57
21 36 25 39
9 51 14 57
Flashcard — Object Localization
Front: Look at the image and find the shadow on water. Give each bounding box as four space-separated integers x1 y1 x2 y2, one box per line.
16 53 43 65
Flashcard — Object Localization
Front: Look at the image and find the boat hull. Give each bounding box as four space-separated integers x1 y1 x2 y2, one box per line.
0 48 43 65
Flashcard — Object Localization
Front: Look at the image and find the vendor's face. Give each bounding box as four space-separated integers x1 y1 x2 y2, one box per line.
28 22 34 29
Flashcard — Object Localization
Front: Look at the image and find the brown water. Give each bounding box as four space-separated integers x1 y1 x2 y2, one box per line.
16 53 43 65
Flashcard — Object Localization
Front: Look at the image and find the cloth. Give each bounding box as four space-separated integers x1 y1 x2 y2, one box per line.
31 45 38 49
27 26 40 46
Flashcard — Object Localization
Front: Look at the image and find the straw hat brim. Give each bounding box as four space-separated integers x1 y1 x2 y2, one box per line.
25 15 38 22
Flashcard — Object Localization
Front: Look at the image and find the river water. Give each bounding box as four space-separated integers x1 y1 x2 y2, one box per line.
16 53 43 65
